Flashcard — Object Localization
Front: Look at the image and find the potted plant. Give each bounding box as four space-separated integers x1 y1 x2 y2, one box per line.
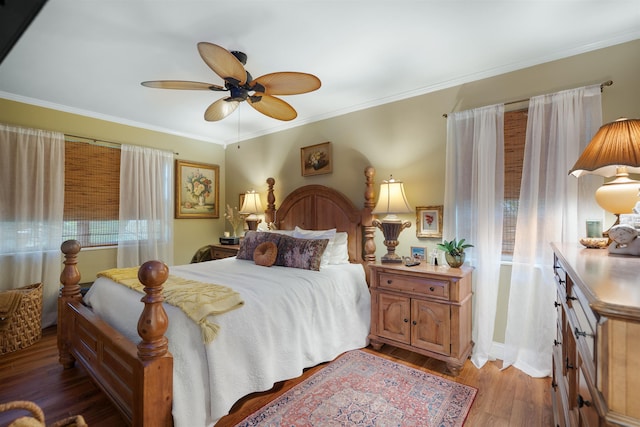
437 238 474 268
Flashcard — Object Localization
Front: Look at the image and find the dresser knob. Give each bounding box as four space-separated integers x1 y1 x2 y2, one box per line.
429 287 435 292
565 358 574 370
403 318 409 323
577 394 591 408
387 279 393 285
412 320 417 326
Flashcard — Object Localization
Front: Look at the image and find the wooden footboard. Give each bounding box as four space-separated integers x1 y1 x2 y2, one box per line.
58 240 173 426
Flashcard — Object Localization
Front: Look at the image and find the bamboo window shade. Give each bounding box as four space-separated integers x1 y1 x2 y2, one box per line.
63 140 120 247
502 109 527 255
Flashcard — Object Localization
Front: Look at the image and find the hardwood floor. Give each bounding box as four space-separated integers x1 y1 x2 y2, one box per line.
0 327 553 426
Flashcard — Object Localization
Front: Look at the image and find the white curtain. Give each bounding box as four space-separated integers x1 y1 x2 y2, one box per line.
117 145 174 267
503 85 602 377
0 124 65 327
443 104 505 369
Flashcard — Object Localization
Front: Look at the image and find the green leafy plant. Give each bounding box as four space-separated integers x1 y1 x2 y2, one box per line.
437 238 474 257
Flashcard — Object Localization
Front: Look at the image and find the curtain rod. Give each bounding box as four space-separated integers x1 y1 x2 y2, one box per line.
442 80 613 118
64 133 179 156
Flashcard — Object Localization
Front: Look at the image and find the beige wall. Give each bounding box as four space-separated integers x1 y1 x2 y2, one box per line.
1 39 638 343
225 39 640 343
0 99 226 279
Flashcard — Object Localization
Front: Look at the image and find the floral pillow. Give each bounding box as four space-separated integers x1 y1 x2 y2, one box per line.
275 235 329 271
237 231 282 260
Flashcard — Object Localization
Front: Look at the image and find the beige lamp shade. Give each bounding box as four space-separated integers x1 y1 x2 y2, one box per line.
569 118 640 178
372 178 412 219
570 118 640 215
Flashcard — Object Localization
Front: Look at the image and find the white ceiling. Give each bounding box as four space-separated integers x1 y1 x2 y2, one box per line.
1 1 639 146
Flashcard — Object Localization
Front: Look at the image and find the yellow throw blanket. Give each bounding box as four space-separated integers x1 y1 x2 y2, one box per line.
97 267 244 343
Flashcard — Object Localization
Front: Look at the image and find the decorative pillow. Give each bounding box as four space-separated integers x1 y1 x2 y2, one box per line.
275 235 329 271
253 241 278 267
293 226 336 267
236 231 282 260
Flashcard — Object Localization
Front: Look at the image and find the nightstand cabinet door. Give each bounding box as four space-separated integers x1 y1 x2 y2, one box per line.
377 293 411 343
412 299 451 354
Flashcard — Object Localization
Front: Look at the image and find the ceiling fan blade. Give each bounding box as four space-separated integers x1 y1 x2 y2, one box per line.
250 72 321 95
141 80 226 91
197 42 246 86
204 97 240 122
247 94 297 121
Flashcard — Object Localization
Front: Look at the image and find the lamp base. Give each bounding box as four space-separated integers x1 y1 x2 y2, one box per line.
373 218 411 264
380 252 403 263
246 218 261 231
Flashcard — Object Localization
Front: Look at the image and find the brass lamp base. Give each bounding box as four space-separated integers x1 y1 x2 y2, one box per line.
373 218 411 263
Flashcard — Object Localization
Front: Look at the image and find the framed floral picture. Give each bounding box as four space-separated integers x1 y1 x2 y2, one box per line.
175 160 219 219
416 205 443 238
301 142 332 176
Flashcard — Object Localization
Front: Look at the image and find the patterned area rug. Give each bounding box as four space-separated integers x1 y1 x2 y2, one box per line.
234 349 477 427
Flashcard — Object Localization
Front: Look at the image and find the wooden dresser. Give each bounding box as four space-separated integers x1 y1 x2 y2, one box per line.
209 244 239 260
551 242 640 427
368 262 473 376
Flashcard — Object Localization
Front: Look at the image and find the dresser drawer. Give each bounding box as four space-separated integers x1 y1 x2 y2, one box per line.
568 284 596 363
377 273 449 300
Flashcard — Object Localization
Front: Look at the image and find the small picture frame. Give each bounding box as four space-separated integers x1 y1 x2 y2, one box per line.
411 246 426 262
416 205 443 238
175 160 219 219
301 142 332 176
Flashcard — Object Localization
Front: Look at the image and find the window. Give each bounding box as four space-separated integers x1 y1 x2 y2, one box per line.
63 140 121 247
502 109 527 255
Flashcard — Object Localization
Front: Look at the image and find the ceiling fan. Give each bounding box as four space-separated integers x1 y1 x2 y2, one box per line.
141 42 321 122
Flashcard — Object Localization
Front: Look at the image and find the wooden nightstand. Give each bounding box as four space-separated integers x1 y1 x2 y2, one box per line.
368 262 474 376
210 244 239 260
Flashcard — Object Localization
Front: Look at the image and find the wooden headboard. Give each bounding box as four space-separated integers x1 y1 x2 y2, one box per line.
264 166 377 265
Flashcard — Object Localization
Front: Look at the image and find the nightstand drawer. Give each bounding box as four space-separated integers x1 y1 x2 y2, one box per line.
378 273 449 299
210 244 239 260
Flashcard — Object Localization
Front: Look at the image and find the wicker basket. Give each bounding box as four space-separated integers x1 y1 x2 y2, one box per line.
0 283 43 354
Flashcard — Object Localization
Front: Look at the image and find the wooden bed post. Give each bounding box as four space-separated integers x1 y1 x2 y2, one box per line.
134 261 173 427
58 239 82 369
363 166 377 269
265 177 276 225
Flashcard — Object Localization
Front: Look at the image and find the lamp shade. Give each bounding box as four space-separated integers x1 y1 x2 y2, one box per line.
240 191 263 214
569 118 640 178
372 178 412 216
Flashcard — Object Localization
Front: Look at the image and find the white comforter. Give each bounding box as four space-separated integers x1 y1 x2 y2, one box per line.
83 257 371 427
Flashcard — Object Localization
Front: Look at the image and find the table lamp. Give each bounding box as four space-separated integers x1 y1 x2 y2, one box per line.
240 190 263 231
372 176 412 263
569 118 640 232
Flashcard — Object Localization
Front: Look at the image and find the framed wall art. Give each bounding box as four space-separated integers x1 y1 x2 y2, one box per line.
410 246 426 261
175 160 219 219
416 205 443 238
301 141 332 176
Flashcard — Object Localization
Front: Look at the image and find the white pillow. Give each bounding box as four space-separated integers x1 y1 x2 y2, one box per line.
330 232 349 264
293 227 336 267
